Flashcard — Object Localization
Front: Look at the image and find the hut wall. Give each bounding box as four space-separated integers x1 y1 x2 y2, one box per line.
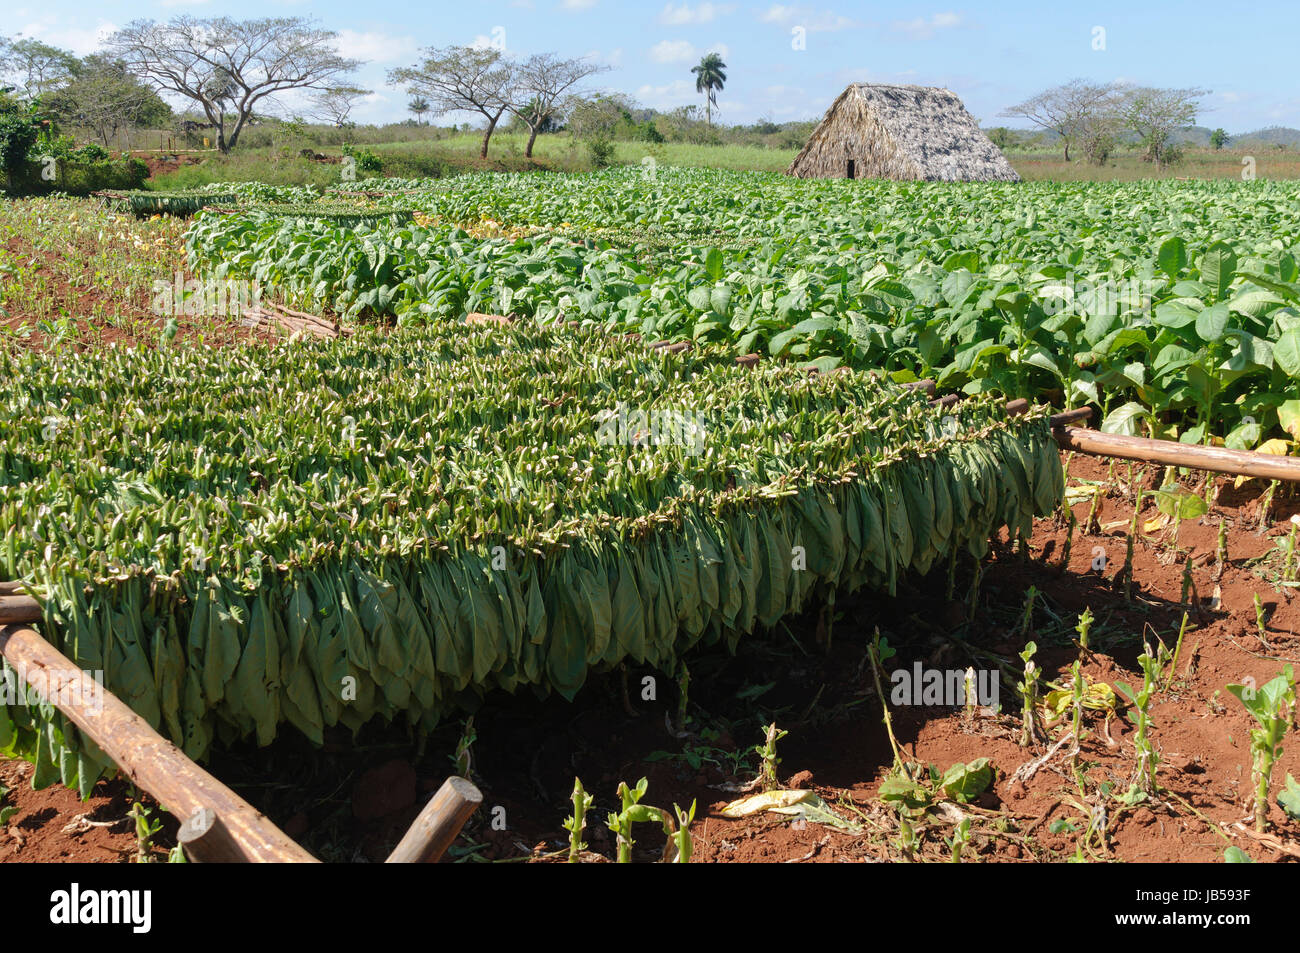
787 90 920 180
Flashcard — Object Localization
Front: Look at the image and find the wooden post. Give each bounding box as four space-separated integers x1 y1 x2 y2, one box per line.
1055 426 1300 484
0 623 316 862
385 777 483 864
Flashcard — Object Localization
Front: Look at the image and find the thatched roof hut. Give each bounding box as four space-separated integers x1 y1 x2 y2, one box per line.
787 83 1020 182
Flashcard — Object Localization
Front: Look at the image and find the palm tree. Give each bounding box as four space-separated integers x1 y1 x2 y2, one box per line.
691 53 726 126
408 96 431 125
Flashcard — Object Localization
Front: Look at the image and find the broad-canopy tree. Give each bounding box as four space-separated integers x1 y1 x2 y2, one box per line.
1122 86 1207 166
106 17 363 153
46 55 173 146
1000 79 1118 162
0 38 80 100
311 85 372 128
690 52 726 126
509 54 608 157
389 46 514 158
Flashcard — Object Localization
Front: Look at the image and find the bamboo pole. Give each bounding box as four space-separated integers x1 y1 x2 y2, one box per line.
0 623 316 863
385 776 483 863
1055 427 1300 483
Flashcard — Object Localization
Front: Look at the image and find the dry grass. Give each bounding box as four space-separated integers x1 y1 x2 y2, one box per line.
1011 148 1300 182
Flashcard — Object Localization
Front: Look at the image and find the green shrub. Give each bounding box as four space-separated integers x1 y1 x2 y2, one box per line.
0 103 41 192
22 157 149 196
587 137 615 169
342 143 383 174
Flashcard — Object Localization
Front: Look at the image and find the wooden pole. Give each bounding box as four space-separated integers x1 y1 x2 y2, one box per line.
1055 427 1300 484
176 807 247 863
385 776 483 864
0 595 40 625
0 623 317 863
0 581 26 595
1049 408 1094 427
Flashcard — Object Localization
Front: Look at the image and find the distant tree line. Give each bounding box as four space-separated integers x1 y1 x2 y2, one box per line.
1000 80 1209 167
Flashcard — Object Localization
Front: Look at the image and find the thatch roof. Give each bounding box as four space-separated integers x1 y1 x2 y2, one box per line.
787 83 1020 182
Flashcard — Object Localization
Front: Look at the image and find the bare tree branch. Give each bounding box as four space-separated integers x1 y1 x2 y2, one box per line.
508 53 609 158
388 46 514 159
1000 79 1118 162
106 17 363 153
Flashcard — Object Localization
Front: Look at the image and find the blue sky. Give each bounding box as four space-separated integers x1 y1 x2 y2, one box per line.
8 0 1299 132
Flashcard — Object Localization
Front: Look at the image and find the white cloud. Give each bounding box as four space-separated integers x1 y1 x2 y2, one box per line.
650 39 697 63
562 0 598 10
334 29 419 64
470 28 510 53
650 39 729 64
14 19 118 55
659 2 734 25
759 4 859 32
635 79 701 109
891 12 966 40
586 47 624 68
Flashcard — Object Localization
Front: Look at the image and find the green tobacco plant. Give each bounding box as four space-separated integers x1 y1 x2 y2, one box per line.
1283 515 1300 583
1017 640 1042 747
1115 644 1162 797
868 630 905 771
129 801 163 864
451 716 476 778
755 722 788 792
675 662 691 734
1164 612 1189 689
604 778 685 863
0 782 15 826
0 327 1064 780
563 777 594 862
1076 606 1093 656
606 778 654 863
947 817 972 863
1279 774 1300 821
1153 483 1208 552
1228 667 1295 831
670 801 696 864
1018 586 1039 637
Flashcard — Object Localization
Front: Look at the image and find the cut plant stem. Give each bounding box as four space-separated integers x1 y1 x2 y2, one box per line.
1060 509 1077 572
1213 518 1228 583
1259 480 1279 535
868 629 907 775
1076 607 1093 659
966 558 983 623
1166 612 1189 689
